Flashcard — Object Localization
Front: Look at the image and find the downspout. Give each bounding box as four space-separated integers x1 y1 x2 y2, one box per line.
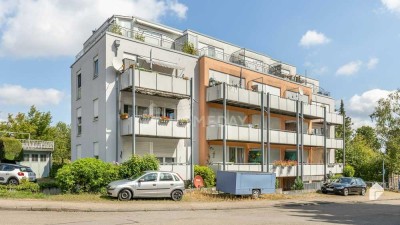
223 82 227 171
131 67 136 156
190 78 194 183
267 92 271 173
261 90 265 172
324 106 327 182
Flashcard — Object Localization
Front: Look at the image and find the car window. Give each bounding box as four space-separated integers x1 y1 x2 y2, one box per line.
356 178 365 185
3 165 15 172
0 165 3 171
159 173 174 181
339 178 352 184
19 167 32 172
173 174 180 181
141 173 158 182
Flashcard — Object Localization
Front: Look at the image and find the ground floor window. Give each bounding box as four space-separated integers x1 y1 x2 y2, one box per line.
284 150 297 161
229 147 244 163
157 157 175 164
248 150 262 163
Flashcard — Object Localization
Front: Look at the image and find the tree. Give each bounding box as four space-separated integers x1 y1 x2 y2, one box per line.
0 106 71 163
355 126 381 151
370 90 400 175
335 100 353 163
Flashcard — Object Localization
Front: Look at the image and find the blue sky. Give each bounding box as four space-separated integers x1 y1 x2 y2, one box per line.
0 0 399 128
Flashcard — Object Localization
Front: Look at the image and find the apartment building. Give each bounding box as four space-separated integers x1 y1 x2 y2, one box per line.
71 15 344 186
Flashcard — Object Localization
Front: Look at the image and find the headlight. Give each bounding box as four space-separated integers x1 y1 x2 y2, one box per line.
107 185 116 190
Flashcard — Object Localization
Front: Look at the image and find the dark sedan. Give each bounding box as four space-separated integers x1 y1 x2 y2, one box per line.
321 177 367 196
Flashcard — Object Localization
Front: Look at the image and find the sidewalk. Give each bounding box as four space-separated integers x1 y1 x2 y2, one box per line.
0 192 399 212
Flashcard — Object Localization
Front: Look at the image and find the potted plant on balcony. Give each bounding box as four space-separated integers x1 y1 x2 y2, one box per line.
178 118 189 125
252 124 259 129
140 114 153 120
120 113 129 120
182 76 190 80
159 116 170 124
134 33 145 42
110 24 122 35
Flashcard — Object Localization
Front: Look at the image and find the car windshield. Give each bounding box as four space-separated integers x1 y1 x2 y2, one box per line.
338 178 352 184
128 171 147 180
19 167 32 172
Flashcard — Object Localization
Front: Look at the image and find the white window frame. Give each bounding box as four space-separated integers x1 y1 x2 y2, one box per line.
77 107 82 136
93 142 99 159
93 56 99 79
93 98 99 121
77 72 81 100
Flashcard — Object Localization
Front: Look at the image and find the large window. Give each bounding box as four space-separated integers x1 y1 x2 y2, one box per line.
77 73 81 100
153 107 176 119
209 70 245 88
77 107 82 136
229 147 244 163
123 105 150 117
284 150 297 161
93 56 99 78
93 98 99 120
32 154 38 162
40 154 46 162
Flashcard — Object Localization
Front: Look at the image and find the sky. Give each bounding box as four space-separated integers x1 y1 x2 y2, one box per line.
0 0 399 129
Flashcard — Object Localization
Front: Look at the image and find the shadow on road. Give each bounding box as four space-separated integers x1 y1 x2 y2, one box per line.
277 200 400 225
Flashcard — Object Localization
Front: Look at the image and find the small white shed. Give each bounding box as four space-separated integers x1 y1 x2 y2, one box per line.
369 183 384 201
18 139 54 178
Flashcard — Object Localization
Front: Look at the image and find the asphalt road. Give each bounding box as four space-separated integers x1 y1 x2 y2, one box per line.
1 200 400 225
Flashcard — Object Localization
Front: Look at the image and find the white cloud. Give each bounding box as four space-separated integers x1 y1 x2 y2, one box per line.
336 60 362 76
381 0 400 13
0 84 64 106
367 57 379 70
346 89 394 128
299 30 331 47
0 0 188 57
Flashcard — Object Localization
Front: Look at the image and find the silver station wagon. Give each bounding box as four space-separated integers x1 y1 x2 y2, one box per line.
107 171 185 201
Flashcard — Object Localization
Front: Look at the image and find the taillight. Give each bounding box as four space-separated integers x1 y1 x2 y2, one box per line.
17 172 24 176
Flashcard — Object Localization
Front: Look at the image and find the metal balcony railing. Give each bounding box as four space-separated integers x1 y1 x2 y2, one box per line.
17 139 55 151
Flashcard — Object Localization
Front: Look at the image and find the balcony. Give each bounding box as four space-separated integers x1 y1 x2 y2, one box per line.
209 163 343 177
18 139 54 151
206 124 343 148
120 69 191 99
121 117 190 139
206 84 343 124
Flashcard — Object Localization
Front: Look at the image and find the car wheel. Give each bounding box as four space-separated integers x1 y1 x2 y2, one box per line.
118 189 132 201
171 190 183 201
343 188 349 196
7 178 19 185
252 189 261 199
360 188 366 196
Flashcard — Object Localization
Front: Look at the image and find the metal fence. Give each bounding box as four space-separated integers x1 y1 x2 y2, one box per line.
303 182 322 190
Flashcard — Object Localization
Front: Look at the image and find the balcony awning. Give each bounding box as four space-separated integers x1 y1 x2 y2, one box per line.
140 57 184 70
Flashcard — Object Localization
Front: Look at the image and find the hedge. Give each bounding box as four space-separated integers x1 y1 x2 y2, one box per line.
343 165 355 177
119 154 159 179
0 137 23 161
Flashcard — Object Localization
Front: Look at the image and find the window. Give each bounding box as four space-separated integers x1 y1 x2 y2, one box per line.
284 150 297 161
165 108 175 119
23 154 29 162
124 105 133 116
153 107 163 117
152 107 176 119
76 145 82 159
93 142 99 159
77 73 81 100
93 99 99 120
159 173 174 181
40 154 46 162
173 174 181 181
3 165 15 171
141 173 158 182
77 108 82 135
93 57 99 78
157 157 176 164
229 147 244 163
32 154 39 162
136 106 149 116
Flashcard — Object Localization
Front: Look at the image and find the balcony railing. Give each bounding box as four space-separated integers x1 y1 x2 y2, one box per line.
206 84 343 124
121 117 190 138
17 139 54 151
209 163 343 177
206 124 343 148
120 68 190 99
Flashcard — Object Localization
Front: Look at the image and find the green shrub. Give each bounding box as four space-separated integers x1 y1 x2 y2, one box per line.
110 24 122 35
291 177 304 190
49 162 65 178
55 158 119 193
194 165 215 187
119 154 159 179
182 41 198 55
38 181 59 189
275 178 280 189
0 137 23 161
0 178 40 192
330 173 343 180
343 165 355 177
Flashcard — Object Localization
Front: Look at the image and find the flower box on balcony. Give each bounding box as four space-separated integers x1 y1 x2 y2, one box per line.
273 160 297 167
140 114 153 120
120 113 129 120
159 116 170 124
178 118 189 125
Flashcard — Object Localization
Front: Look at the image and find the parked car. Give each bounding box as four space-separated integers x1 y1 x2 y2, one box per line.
107 171 185 201
321 177 367 196
0 163 37 185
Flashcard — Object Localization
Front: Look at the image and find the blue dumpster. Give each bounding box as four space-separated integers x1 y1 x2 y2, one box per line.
216 171 276 198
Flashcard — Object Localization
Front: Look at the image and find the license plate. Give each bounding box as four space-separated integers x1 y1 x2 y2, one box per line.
326 188 334 191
